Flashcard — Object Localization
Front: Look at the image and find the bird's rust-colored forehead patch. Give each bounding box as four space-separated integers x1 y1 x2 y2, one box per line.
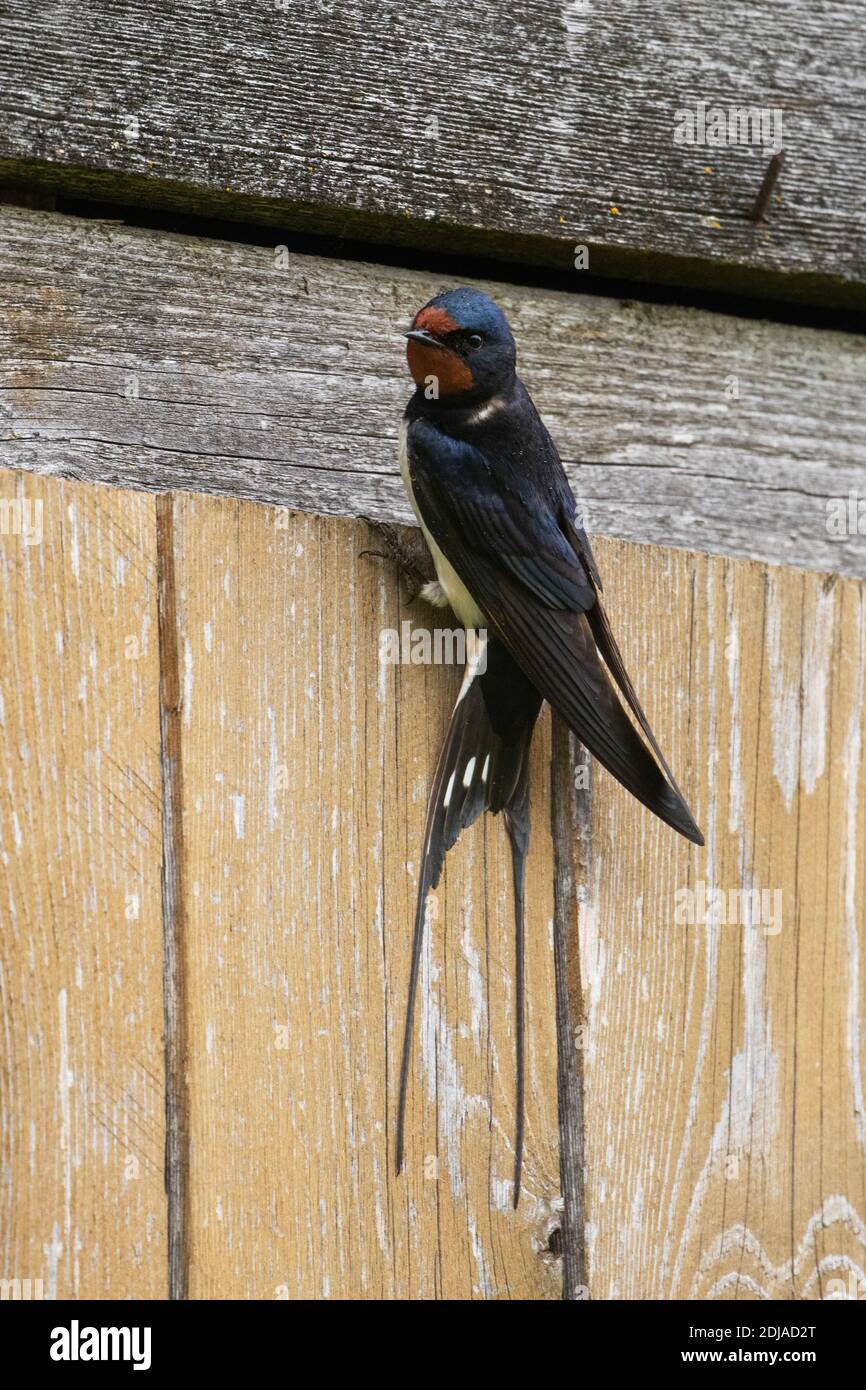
413 305 459 337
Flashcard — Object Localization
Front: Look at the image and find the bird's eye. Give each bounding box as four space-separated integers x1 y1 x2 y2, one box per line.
466 333 483 350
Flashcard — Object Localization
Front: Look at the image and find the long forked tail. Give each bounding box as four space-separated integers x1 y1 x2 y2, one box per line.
503 761 531 1207
395 634 541 1205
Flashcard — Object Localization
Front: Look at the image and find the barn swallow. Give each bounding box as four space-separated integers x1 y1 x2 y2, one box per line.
395 287 703 1205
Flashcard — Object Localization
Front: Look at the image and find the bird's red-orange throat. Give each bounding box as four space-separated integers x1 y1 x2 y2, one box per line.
406 305 474 394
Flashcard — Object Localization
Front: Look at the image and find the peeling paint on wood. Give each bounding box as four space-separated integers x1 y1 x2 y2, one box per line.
170 497 561 1299
0 472 166 1297
2 472 864 1299
584 540 866 1299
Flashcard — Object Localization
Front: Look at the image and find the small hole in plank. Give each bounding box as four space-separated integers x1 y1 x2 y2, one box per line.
545 1226 563 1257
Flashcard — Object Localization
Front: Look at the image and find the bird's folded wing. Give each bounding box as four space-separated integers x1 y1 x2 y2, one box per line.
408 421 597 611
407 421 703 843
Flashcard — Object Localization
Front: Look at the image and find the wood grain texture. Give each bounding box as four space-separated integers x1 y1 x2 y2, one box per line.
583 537 866 1299
3 470 865 1299
2 206 865 578
170 497 561 1299
550 716 590 1299
0 1 864 306
155 493 190 1298
0 471 166 1298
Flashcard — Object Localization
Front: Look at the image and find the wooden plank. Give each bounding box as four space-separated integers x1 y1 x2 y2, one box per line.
0 3 863 306
4 470 864 1299
2 206 865 577
0 471 166 1298
170 496 561 1299
583 538 866 1299
550 715 591 1298
155 493 190 1299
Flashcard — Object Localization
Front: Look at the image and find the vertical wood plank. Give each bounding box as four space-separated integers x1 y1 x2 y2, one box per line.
173 498 561 1299
0 472 166 1298
550 715 590 1300
583 539 866 1300
155 494 190 1299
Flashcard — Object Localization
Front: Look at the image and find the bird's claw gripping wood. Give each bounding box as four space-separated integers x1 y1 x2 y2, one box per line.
359 518 437 603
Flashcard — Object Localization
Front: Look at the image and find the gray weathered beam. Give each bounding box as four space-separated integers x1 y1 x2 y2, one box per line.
0 2 864 307
1 205 865 575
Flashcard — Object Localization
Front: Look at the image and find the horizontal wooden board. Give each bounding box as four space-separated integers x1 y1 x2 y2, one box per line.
0 2 864 306
0 472 166 1297
585 539 866 1299
2 206 865 577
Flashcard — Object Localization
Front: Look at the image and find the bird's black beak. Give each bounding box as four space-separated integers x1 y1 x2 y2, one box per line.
404 328 445 348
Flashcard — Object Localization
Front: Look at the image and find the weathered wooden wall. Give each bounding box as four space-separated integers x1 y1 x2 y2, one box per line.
1 474 563 1299
0 471 166 1298
1 1 864 306
2 468 864 1298
2 0 865 1304
584 544 866 1299
2 207 864 577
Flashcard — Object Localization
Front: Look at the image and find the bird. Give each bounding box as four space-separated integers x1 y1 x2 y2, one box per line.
392 285 703 1207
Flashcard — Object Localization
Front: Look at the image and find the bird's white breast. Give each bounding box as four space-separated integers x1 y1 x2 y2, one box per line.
399 420 486 630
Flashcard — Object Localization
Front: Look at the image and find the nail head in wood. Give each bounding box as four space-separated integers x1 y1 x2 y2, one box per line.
750 149 785 223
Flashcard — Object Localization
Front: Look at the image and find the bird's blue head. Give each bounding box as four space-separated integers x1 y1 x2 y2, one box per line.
405 287 517 404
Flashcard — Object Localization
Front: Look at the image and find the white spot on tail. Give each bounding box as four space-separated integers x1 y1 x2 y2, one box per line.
462 757 476 787
443 772 456 808
455 631 489 706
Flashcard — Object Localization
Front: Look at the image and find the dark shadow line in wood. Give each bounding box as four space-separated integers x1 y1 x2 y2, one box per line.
2 156 865 314
156 491 190 1300
5 187 862 334
550 715 590 1300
